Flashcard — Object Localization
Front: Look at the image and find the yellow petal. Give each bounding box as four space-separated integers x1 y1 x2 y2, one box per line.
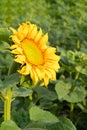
22 24 29 36
39 33 48 47
45 47 56 54
16 33 24 41
10 27 17 34
12 36 20 44
11 47 23 55
18 24 29 39
43 74 49 86
14 55 26 64
44 61 59 71
10 45 18 49
34 28 42 43
28 25 37 39
34 66 42 79
18 25 23 33
18 63 31 75
45 54 60 61
27 23 35 37
46 67 56 80
30 69 39 84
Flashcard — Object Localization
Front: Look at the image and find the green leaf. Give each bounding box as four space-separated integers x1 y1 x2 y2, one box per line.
55 80 71 100
0 28 10 42
75 65 87 75
21 121 47 130
0 41 10 51
77 110 87 129
22 116 76 130
13 87 32 97
34 86 57 101
55 80 86 103
0 73 20 95
56 116 76 130
22 128 46 130
0 41 12 69
0 120 20 130
29 106 59 123
64 86 86 103
3 73 20 89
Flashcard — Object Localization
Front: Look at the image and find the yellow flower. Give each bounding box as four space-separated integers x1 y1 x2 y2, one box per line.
10 22 60 86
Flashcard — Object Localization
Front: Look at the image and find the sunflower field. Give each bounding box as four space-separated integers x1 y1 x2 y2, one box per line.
0 0 87 130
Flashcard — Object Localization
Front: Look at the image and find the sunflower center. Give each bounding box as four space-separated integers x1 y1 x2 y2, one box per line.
21 39 43 65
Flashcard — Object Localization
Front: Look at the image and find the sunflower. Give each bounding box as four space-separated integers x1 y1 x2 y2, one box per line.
10 22 60 86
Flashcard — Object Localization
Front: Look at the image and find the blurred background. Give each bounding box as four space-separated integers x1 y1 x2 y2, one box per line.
0 0 87 51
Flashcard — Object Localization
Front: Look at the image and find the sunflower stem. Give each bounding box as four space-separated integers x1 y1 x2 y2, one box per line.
4 88 12 120
4 60 16 120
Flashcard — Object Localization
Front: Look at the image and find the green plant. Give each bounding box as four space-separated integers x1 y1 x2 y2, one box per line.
0 0 87 130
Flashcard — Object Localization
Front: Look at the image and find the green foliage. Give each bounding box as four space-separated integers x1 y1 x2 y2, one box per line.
0 28 10 42
23 128 46 130
23 116 76 130
0 0 87 130
29 106 59 123
12 108 29 129
33 86 57 101
0 40 12 79
0 73 20 97
13 87 32 98
55 80 86 103
0 120 20 130
77 110 87 130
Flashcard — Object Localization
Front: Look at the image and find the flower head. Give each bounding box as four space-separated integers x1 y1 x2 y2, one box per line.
10 22 60 86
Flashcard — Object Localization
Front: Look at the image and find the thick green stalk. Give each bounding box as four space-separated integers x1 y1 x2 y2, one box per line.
4 88 12 120
3 59 19 120
4 60 19 120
